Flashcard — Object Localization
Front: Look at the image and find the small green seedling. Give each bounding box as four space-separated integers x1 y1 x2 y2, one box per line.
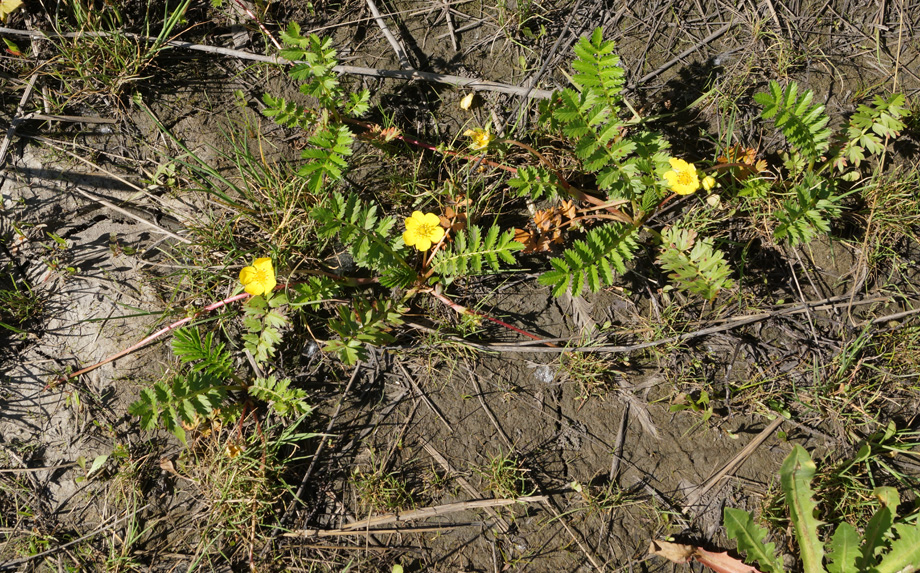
75 453 109 483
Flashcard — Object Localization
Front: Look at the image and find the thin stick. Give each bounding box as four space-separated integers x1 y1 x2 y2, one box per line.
10 112 116 124
855 305 920 327
231 0 282 50
282 363 363 526
786 251 820 346
473 295 895 354
608 404 629 482
443 1 459 51
284 524 477 537
634 22 734 86
365 0 412 69
507 0 586 136
72 187 191 244
395 360 452 431
0 28 552 99
468 369 514 449
335 495 547 530
0 462 77 473
0 72 37 170
763 0 785 36
541 498 606 572
422 442 512 534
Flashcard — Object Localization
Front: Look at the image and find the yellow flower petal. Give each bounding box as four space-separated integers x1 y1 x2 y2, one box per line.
0 0 23 22
403 211 445 251
460 93 475 110
239 257 276 296
663 157 700 195
225 442 242 458
464 127 493 151
702 175 716 191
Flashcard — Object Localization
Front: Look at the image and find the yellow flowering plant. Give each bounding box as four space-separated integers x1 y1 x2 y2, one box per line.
663 158 701 195
403 211 446 251
128 252 309 444
702 175 717 192
236 257 291 364
463 127 493 151
239 257 277 296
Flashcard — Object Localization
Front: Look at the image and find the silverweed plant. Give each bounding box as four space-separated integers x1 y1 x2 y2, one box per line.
520 29 910 297
123 25 911 441
258 25 911 367
129 259 310 443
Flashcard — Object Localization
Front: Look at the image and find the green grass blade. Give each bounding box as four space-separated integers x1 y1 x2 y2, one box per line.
780 445 826 573
723 507 785 573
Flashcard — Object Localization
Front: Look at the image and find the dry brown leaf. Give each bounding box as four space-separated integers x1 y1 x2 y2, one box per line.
379 126 401 142
649 539 694 563
649 540 764 573
560 199 576 220
695 548 764 573
159 458 179 475
513 228 552 253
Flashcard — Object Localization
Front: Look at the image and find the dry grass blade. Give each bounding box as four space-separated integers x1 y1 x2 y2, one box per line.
336 495 547 530
682 417 785 512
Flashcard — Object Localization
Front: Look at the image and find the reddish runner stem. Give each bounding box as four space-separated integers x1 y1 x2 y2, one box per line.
425 288 556 347
49 292 252 387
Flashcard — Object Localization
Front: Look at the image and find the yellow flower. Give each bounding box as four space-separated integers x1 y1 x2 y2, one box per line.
0 0 23 22
403 211 445 251
239 257 277 296
702 175 716 191
663 158 700 195
459 93 475 110
225 442 243 459
463 127 493 151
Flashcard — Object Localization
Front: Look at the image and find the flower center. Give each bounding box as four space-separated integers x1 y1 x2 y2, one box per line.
253 269 268 283
416 223 436 238
677 171 693 185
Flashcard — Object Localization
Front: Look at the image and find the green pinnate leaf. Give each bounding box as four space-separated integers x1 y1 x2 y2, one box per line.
249 376 311 417
539 224 639 297
656 227 734 300
508 166 563 201
323 298 406 364
431 224 523 281
755 80 830 161
171 327 233 379
312 192 409 276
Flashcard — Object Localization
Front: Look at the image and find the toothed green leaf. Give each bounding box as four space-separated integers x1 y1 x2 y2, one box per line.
724 507 785 573
875 523 920 573
826 522 859 573
780 445 825 573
